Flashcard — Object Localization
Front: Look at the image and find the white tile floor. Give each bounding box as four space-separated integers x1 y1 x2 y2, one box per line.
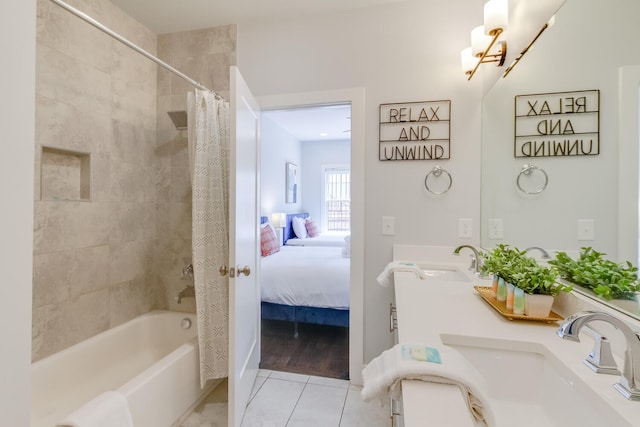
184 369 391 427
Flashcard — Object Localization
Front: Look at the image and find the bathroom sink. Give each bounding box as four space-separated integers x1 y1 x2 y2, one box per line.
419 264 472 282
440 335 632 427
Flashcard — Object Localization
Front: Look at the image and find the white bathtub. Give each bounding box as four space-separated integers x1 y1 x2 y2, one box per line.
31 310 219 427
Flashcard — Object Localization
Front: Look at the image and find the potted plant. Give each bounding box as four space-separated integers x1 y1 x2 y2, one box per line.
511 261 571 317
549 247 640 307
481 244 572 317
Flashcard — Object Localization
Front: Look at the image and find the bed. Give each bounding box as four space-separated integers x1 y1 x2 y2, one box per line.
282 213 349 247
260 214 350 335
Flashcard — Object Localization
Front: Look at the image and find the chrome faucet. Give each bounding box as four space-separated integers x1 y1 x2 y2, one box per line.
453 245 482 275
182 263 194 282
557 310 640 400
524 246 550 259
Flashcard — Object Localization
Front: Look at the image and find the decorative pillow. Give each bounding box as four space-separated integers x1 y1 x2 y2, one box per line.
305 218 320 237
260 222 279 256
292 216 308 239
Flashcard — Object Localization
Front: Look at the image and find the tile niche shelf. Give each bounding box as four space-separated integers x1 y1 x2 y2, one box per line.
41 146 91 201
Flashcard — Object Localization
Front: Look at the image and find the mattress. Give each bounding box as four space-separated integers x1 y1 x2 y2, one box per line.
260 246 350 309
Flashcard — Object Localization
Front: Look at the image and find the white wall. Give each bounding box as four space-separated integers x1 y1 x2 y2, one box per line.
260 115 302 216
1 0 35 423
301 140 350 229
239 0 484 361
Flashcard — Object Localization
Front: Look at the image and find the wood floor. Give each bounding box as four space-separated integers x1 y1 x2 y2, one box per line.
260 319 349 380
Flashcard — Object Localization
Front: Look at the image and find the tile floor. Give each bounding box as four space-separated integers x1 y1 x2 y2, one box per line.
183 369 391 427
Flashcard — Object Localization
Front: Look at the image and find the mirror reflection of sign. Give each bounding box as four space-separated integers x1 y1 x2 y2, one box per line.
514 90 599 158
379 100 451 161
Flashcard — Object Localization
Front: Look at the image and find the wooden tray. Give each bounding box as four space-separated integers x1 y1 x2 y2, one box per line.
474 286 564 323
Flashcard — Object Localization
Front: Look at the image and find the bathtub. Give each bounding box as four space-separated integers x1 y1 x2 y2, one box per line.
31 310 219 427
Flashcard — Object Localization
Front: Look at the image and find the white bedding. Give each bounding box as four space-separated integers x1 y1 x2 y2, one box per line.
285 233 349 247
260 246 350 309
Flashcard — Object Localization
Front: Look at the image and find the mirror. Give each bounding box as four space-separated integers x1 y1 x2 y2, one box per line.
480 0 640 317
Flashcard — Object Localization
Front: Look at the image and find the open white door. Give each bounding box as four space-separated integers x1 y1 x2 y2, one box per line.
228 66 260 427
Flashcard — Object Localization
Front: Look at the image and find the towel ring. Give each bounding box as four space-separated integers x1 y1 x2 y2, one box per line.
516 164 548 195
424 166 452 195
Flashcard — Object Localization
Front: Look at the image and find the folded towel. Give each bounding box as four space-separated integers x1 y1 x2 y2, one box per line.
362 344 494 427
376 261 426 287
57 391 134 427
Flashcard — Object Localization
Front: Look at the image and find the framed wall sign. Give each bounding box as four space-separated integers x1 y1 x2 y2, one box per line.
514 89 600 158
286 162 297 204
379 100 451 161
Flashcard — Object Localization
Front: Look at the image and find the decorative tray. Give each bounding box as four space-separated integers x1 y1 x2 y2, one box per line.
473 286 563 323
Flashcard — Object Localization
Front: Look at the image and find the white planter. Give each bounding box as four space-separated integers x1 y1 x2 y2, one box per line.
524 294 554 318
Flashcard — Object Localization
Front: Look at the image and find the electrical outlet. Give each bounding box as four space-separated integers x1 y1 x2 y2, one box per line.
577 219 595 240
458 218 472 239
382 216 395 236
488 218 503 239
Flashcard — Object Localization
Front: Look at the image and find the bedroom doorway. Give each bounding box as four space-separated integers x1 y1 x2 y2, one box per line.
257 88 365 383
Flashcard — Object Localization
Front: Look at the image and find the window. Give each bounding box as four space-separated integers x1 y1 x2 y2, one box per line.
324 168 350 231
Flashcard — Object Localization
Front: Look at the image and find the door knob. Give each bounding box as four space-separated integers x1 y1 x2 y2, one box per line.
219 266 228 276
237 265 251 276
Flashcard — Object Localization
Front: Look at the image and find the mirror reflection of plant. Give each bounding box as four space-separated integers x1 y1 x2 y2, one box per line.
549 247 640 301
480 244 570 296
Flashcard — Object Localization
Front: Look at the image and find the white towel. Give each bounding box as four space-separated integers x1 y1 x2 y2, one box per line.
376 261 426 287
362 344 495 427
57 391 134 427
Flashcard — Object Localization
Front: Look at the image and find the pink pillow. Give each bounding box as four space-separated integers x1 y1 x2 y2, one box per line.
305 218 320 237
260 223 279 256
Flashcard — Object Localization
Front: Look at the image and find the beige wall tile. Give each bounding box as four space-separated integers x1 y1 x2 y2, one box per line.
109 277 155 327
109 202 156 243
33 244 110 308
156 202 191 241
109 239 154 285
32 289 110 362
33 201 111 254
36 0 112 74
36 43 111 118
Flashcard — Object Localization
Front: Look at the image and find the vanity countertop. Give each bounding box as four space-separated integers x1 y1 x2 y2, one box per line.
393 270 640 427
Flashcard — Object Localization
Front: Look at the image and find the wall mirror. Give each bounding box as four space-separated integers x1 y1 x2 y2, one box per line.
480 0 640 318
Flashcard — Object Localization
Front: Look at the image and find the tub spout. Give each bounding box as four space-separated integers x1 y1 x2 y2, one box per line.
557 310 640 400
175 285 195 304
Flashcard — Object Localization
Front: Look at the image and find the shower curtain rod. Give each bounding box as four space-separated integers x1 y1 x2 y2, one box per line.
48 0 221 98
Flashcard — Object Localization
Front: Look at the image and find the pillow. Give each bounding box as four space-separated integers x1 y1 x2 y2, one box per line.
292 216 308 239
260 222 279 256
305 218 320 237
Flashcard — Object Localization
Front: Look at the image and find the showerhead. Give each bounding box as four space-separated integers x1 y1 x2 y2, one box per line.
167 110 188 130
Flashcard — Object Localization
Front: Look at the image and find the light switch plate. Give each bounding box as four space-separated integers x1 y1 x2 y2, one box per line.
459 218 472 239
488 218 503 239
382 216 395 236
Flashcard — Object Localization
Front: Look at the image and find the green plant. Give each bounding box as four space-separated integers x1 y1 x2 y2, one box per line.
480 244 570 296
549 247 640 301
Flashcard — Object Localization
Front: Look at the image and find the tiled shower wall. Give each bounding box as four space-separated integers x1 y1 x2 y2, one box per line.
32 0 236 361
155 26 236 314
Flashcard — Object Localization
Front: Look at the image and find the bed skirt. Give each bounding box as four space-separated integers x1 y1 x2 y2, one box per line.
261 302 349 328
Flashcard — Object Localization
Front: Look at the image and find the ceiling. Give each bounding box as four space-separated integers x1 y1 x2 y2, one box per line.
262 104 351 142
109 0 407 35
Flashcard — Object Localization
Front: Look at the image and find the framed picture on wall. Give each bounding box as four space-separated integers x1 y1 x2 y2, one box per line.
286 162 297 204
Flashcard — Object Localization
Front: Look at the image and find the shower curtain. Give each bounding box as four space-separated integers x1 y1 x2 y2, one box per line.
187 89 230 387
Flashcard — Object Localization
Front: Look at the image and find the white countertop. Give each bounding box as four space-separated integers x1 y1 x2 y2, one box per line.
393 270 640 427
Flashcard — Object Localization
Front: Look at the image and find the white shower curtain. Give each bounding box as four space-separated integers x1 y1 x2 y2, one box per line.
187 89 230 387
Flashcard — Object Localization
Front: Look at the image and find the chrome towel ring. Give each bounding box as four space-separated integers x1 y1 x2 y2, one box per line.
517 164 548 195
424 166 452 195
